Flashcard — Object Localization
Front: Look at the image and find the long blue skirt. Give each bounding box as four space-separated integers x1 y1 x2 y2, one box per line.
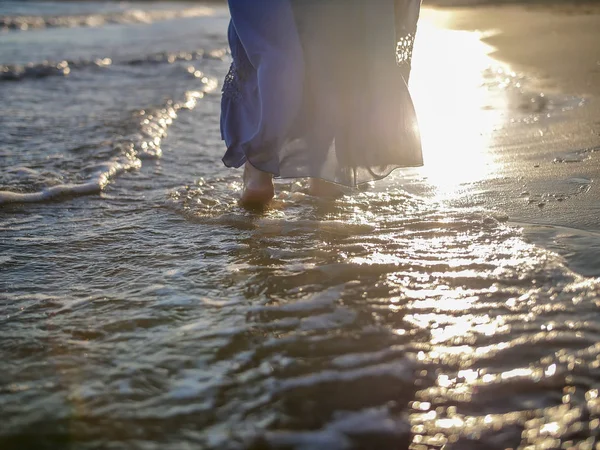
221 0 423 187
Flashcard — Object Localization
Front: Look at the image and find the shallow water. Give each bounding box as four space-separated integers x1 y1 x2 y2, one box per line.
2 2 600 449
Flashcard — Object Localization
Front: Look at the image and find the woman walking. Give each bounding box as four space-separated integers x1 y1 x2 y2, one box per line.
221 0 423 205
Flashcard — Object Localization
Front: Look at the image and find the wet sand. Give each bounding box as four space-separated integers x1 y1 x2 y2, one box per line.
421 5 600 231
430 3 600 96
411 4 600 276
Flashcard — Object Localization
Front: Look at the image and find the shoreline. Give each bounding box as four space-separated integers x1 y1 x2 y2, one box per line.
426 0 600 7
422 3 600 273
423 4 600 97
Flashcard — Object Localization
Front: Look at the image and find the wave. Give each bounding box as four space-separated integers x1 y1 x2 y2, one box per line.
0 58 112 81
0 48 227 82
0 6 214 32
0 79 218 206
125 47 228 66
166 200 600 448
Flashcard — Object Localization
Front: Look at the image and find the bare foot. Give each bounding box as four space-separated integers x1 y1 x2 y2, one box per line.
308 178 345 198
240 162 274 207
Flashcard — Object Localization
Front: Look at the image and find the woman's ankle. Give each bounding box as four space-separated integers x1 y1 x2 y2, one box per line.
241 162 274 206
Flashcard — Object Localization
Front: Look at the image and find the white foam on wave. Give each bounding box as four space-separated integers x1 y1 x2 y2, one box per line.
331 345 406 369
275 360 415 392
0 6 215 32
0 160 137 205
0 82 217 206
249 286 344 315
0 58 112 81
246 405 410 450
0 47 228 83
127 48 228 66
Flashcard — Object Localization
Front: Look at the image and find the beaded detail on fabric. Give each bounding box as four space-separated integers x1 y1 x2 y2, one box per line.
396 32 416 68
222 61 242 100
222 58 252 101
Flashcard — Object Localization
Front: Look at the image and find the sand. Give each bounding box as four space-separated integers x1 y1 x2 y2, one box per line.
432 3 600 96
414 3 600 270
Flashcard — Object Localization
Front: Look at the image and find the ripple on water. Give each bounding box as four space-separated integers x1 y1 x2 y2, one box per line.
7 186 570 448
3 5 600 448
0 84 216 205
3 184 600 449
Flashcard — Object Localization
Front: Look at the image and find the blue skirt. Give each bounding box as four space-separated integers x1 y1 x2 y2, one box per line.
221 0 423 187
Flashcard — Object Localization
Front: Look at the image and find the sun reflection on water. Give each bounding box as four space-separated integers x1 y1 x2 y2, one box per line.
409 10 510 196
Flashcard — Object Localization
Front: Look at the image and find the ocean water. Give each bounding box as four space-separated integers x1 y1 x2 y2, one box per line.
2 2 600 449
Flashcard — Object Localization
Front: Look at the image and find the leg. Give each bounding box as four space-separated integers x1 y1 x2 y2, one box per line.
240 162 274 207
222 0 304 174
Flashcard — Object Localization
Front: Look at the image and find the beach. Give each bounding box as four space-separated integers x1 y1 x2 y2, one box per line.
415 3 600 275
1 1 600 449
441 2 600 96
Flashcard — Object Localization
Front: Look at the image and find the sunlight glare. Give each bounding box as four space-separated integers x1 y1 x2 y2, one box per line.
410 10 509 195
